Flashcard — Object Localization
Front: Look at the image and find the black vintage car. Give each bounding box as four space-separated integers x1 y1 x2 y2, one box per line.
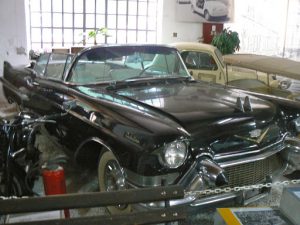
1 45 300 212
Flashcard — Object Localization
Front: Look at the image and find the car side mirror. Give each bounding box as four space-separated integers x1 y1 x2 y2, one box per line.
29 61 36 69
29 50 41 61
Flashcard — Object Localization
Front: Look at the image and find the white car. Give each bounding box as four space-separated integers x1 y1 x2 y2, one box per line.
191 0 228 21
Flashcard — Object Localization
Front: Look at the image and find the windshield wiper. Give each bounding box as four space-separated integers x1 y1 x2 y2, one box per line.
122 75 156 81
106 75 192 90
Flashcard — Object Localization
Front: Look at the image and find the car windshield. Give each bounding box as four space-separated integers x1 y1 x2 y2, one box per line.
68 45 190 84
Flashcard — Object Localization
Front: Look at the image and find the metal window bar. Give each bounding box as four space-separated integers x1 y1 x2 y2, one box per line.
51 0 54 47
28 0 33 50
146 0 149 42
105 0 108 43
94 0 97 36
72 0 75 46
126 0 129 43
115 0 118 43
62 0 65 46
83 0 86 45
40 0 43 49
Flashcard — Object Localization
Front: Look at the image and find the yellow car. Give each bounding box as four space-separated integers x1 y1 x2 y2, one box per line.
223 54 300 99
171 42 226 84
173 42 300 101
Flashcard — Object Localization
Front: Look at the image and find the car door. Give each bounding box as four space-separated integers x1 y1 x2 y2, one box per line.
180 50 225 84
26 53 73 114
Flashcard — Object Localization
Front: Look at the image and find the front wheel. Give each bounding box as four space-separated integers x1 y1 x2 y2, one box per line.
98 151 131 214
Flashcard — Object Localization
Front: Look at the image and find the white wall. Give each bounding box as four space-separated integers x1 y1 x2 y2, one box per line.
159 0 203 44
226 0 287 56
0 0 29 76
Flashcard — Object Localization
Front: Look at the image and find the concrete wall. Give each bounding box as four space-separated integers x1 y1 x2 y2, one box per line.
159 0 203 44
0 0 29 76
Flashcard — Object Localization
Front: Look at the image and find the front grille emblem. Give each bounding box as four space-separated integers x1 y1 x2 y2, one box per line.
234 127 270 144
249 129 262 138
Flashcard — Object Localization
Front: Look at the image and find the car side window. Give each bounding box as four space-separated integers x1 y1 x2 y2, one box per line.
45 54 73 80
181 52 198 70
33 53 51 76
70 56 112 83
181 51 218 71
198 52 218 71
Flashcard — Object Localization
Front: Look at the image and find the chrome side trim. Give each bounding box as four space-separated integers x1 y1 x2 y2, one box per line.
243 192 269 206
190 189 269 207
190 192 238 207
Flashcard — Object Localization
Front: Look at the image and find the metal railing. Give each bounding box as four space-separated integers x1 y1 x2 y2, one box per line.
0 185 186 225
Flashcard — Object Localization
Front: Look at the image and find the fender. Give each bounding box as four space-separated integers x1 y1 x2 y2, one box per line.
74 137 116 168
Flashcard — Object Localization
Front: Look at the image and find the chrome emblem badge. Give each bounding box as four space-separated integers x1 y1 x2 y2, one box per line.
249 129 262 138
235 127 270 144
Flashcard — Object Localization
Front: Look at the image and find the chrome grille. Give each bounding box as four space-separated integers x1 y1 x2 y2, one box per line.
223 153 284 188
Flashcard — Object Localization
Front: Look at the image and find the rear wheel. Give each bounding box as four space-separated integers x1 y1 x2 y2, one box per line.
98 150 131 214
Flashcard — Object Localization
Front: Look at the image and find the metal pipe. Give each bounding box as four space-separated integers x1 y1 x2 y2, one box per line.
0 185 184 214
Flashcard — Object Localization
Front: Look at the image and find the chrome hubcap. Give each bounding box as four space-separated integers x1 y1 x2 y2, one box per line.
104 159 127 209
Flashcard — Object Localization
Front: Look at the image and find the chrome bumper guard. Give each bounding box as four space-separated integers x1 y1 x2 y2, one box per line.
283 136 300 172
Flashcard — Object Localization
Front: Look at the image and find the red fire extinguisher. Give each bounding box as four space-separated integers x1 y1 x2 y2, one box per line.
42 164 70 218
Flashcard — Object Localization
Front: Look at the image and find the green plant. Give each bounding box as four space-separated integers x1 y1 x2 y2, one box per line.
211 28 240 55
87 27 108 45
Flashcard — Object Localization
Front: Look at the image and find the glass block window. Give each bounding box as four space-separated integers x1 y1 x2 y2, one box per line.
28 0 159 50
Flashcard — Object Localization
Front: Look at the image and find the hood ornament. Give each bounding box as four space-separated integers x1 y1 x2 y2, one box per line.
244 96 253 112
235 96 252 112
236 97 244 112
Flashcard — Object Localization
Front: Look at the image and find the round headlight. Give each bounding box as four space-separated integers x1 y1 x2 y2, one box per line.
279 80 291 90
163 141 188 168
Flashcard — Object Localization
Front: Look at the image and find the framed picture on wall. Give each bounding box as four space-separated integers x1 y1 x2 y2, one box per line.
176 0 234 23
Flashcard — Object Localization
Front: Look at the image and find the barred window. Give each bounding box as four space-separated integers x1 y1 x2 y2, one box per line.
28 0 159 50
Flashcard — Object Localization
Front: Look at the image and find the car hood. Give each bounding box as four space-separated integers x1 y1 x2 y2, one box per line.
115 81 276 139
